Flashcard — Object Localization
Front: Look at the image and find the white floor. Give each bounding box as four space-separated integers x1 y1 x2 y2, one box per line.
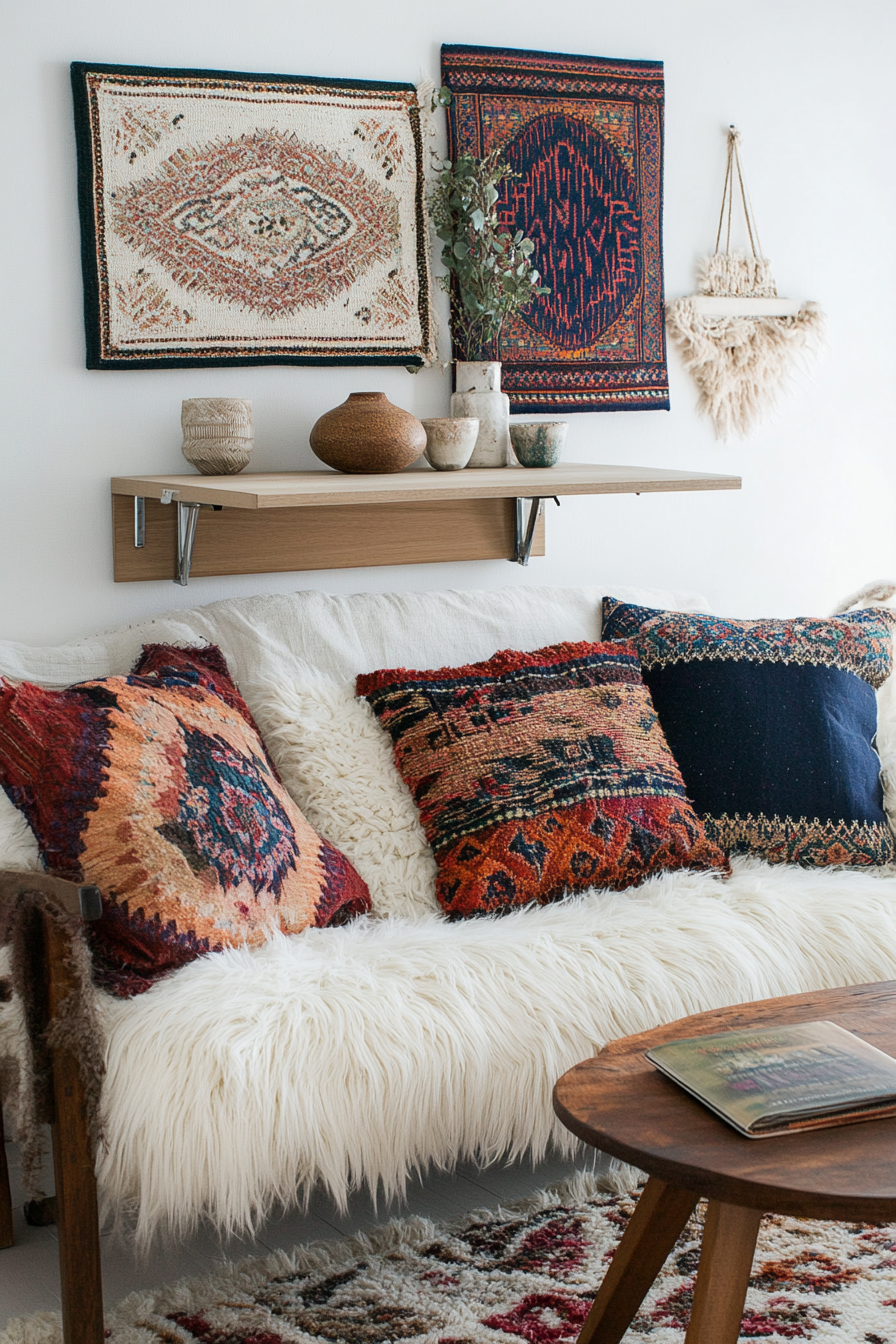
0 1135 601 1329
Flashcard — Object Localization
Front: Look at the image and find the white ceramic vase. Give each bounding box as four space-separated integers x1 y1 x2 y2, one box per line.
449 362 511 468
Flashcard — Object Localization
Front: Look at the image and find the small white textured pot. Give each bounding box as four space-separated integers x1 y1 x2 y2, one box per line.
182 398 253 475
449 362 511 468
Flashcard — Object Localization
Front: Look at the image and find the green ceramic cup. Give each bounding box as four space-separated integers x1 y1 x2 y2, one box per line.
509 421 568 467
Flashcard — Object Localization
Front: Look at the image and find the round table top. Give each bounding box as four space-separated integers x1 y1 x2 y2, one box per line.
553 981 896 1221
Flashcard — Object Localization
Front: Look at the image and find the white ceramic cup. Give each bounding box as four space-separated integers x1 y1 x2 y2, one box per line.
421 417 480 471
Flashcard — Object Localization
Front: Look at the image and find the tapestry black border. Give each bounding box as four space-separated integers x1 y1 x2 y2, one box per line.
71 61 430 370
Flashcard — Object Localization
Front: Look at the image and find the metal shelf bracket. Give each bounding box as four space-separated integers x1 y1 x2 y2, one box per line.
175 502 202 587
513 496 560 566
134 497 145 548
158 491 221 586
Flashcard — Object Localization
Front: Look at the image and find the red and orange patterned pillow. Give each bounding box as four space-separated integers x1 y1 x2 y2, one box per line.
357 641 727 919
0 644 370 995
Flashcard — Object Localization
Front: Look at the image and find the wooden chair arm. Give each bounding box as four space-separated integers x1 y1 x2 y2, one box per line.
0 868 106 1339
0 871 102 922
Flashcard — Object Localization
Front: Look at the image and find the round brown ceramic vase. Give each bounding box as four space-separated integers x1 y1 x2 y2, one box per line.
309 392 426 474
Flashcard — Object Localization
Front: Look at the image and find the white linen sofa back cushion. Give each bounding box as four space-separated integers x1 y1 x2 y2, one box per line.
254 678 440 919
0 795 41 872
7 584 896 887
0 583 710 691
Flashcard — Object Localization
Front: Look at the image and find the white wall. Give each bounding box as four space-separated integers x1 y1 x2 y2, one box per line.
3 0 894 646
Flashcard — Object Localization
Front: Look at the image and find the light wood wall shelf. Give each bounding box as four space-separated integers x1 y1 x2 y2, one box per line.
111 463 741 585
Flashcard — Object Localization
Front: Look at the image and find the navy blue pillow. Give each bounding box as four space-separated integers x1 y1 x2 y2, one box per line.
601 599 896 867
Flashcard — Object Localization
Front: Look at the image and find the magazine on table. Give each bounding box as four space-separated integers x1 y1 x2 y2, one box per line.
646 1020 896 1138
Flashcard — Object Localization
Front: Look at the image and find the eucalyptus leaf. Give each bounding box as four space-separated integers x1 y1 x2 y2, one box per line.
428 145 547 360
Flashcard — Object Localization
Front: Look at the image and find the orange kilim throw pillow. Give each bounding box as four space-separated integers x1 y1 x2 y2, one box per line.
0 644 371 995
357 641 728 919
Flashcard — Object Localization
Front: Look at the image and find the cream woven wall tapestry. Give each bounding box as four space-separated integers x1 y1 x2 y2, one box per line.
71 62 435 369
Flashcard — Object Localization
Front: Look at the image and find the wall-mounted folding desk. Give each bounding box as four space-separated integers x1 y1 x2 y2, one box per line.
111 463 742 585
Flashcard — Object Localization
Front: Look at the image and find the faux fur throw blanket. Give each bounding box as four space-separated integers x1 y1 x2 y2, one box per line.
4 859 896 1248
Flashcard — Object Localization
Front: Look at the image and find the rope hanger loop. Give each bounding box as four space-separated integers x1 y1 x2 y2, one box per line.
664 122 825 439
714 126 764 259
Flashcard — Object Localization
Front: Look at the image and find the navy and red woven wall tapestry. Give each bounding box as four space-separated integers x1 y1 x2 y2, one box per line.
442 44 669 414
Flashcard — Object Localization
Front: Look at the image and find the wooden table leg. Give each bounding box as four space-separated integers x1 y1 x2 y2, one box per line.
684 1200 762 1344
576 1176 699 1344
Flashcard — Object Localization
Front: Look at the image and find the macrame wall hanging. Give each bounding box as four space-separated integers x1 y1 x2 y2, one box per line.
665 127 825 440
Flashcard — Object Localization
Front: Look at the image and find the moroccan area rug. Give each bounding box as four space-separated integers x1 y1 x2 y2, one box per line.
6 1174 896 1342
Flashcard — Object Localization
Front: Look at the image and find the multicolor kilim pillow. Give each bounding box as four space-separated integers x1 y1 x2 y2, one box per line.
0 645 370 995
356 642 727 919
602 598 896 867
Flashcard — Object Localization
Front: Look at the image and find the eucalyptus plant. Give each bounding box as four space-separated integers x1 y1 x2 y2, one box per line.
429 147 550 362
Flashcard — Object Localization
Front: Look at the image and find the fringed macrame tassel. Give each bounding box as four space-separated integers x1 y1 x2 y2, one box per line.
665 297 825 440
667 127 826 438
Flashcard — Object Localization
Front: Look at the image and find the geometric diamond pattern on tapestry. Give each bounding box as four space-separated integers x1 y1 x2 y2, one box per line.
72 61 434 368
442 44 668 413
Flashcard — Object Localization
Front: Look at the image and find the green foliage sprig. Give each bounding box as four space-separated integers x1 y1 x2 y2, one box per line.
429 148 550 362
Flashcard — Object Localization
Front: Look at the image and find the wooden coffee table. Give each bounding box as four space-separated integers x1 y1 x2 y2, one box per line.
553 981 896 1344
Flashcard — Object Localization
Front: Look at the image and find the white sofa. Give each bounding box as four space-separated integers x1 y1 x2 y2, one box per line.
3 581 896 1252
